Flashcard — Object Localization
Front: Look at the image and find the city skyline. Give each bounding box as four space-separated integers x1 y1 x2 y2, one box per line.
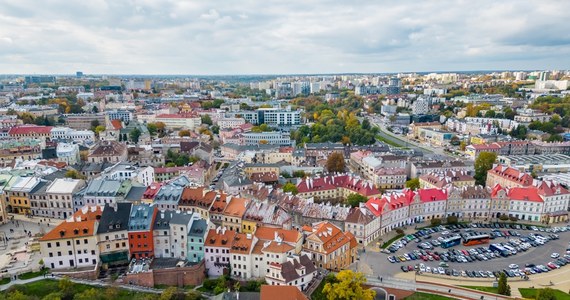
1 0 569 75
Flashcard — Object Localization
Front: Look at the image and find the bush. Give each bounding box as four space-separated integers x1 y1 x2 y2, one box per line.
446 215 458 225
202 279 218 291
509 216 518 222
430 218 442 227
499 214 509 221
395 228 405 235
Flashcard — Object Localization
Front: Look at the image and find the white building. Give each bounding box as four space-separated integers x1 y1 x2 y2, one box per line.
56 143 80 165
106 110 133 123
242 132 293 146
218 118 246 130
412 97 430 115
204 227 235 277
39 206 103 270
99 162 155 187
46 178 86 219
51 127 95 142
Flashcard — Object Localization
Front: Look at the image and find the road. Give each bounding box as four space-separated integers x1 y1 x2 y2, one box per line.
366 276 514 300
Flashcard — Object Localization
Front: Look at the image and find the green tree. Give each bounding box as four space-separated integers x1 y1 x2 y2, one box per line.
322 270 375 300
129 128 142 143
535 288 556 300
147 123 158 136
282 182 298 195
201 115 213 126
73 288 101 300
92 106 99 113
58 277 73 299
346 193 368 207
474 152 498 186
430 218 442 227
94 125 106 136
405 178 420 190
42 292 63 300
6 291 28 300
497 272 510 295
326 152 345 173
484 110 496 118
446 215 459 224
65 169 85 180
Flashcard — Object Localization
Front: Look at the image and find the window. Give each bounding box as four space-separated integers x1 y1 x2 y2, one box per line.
47 243 52 248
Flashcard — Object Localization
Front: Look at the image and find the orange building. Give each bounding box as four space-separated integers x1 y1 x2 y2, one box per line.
128 204 157 259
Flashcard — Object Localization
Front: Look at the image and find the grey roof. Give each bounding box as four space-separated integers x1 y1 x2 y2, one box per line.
128 204 155 231
188 219 207 237
153 210 173 230
29 180 50 195
42 170 67 182
170 211 194 226
154 184 184 203
98 203 132 234
125 186 146 202
85 178 122 197
222 143 280 152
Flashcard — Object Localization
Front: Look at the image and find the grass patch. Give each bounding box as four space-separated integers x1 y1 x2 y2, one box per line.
381 234 404 249
0 277 11 285
519 288 570 300
459 286 499 294
8 279 153 300
403 292 456 300
18 268 48 280
376 134 405 148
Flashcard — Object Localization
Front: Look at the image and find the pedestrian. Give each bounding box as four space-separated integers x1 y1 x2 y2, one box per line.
448 289 451 293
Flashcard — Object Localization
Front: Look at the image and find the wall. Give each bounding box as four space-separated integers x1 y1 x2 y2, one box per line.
124 261 205 288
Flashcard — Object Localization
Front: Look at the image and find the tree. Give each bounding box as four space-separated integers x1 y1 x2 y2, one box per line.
201 115 213 126
282 182 298 195
459 141 467 151
498 272 511 296
179 130 191 137
38 258 44 269
326 152 345 173
58 277 73 299
322 270 375 300
474 152 498 186
129 128 141 143
535 288 557 300
346 193 368 208
90 120 100 131
43 292 63 300
6 291 28 300
92 106 99 113
65 169 85 180
147 123 158 136
430 218 442 227
405 178 420 190
73 288 102 300
446 215 459 225
499 214 509 221
94 125 106 136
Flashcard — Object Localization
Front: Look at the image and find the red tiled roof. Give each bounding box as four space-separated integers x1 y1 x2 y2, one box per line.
508 187 543 202
40 206 103 241
110 120 123 130
8 125 52 135
417 188 448 202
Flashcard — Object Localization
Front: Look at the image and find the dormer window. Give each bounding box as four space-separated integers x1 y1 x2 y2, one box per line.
73 229 79 235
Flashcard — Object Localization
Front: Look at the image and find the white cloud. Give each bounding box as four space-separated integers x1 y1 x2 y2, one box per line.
0 0 568 74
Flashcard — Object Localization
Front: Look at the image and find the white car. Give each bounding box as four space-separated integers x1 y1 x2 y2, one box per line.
509 264 519 269
438 267 445 274
441 231 450 235
426 266 432 273
551 253 560 258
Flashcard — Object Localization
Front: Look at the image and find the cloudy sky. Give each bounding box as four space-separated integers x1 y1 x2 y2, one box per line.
0 0 569 75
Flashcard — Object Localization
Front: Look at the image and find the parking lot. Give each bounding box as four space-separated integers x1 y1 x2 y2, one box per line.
359 222 570 281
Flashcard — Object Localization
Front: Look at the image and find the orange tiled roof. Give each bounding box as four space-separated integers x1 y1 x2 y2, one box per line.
204 228 236 248
40 206 103 241
222 197 248 218
254 226 301 244
230 233 254 254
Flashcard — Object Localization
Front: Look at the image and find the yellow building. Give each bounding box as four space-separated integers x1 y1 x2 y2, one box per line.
6 177 41 215
243 164 280 178
302 221 357 271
